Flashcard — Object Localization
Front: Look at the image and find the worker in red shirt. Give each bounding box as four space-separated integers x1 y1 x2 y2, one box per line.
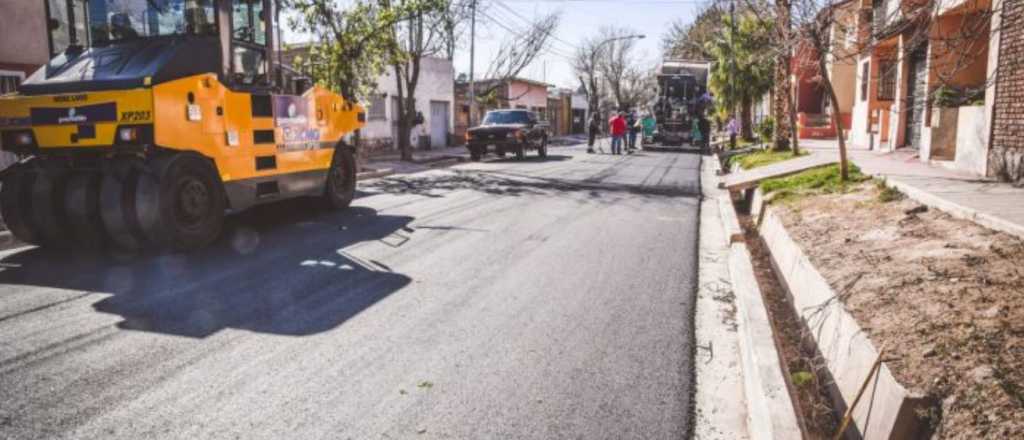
608 111 627 155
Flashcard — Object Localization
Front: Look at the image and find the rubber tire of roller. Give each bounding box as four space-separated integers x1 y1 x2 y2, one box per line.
0 165 43 246
322 147 357 210
100 167 146 251
30 169 72 248
64 171 107 250
134 154 225 252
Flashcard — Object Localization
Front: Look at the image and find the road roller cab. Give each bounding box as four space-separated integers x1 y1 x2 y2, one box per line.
0 0 365 252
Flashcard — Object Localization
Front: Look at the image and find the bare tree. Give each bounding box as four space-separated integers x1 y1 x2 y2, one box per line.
619 65 658 111
473 11 562 106
573 35 608 119
596 26 641 110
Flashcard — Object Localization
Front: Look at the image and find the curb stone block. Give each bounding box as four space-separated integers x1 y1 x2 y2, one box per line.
728 242 803 440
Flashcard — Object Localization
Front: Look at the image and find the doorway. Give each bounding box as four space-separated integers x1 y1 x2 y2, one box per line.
430 101 450 149
904 45 928 149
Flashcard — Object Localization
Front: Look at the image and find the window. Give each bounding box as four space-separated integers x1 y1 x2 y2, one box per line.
367 94 386 121
860 61 870 101
231 0 268 86
878 60 896 101
0 71 25 95
83 0 216 45
482 111 530 125
47 0 87 55
232 0 265 44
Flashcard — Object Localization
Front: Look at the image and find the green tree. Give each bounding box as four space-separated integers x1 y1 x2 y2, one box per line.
285 0 441 103
706 14 775 142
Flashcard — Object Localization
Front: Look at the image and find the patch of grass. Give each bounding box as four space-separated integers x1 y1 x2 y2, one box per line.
875 179 905 203
733 149 809 170
762 164 869 203
791 371 815 387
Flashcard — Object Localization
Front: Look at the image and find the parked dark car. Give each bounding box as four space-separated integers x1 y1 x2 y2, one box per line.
465 109 550 160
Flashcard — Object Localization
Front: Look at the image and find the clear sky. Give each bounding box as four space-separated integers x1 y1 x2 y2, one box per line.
455 0 704 89
282 0 707 90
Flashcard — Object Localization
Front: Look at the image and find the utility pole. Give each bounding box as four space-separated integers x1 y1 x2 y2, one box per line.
468 0 477 127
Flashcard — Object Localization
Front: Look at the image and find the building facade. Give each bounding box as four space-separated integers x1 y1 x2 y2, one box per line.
359 57 456 154
0 0 49 94
848 0 1000 176
988 0 1023 182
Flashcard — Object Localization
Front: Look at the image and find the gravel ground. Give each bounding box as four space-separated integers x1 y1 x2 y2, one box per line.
774 182 1024 439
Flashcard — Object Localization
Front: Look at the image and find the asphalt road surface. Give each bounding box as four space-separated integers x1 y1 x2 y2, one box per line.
0 145 702 440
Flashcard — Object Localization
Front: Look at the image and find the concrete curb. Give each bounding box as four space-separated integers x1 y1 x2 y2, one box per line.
727 241 803 440
758 205 932 439
718 195 744 244
878 176 1024 240
356 168 395 180
713 157 802 440
424 157 461 168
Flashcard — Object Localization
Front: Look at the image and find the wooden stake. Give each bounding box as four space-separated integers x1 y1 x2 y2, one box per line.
833 346 886 440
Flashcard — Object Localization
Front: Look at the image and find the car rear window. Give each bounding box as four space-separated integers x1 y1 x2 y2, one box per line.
482 111 530 125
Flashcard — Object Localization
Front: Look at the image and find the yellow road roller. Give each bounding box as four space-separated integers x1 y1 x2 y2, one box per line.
0 0 364 252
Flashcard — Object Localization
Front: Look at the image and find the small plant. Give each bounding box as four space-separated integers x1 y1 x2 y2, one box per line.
757 117 775 145
875 179 904 202
792 371 815 387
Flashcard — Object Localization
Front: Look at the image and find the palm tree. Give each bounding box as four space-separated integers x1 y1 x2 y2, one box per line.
706 14 775 142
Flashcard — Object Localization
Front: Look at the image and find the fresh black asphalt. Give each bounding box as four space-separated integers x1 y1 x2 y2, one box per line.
0 145 702 439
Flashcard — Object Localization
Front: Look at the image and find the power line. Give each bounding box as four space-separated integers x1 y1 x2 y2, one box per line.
477 9 576 60
493 0 577 51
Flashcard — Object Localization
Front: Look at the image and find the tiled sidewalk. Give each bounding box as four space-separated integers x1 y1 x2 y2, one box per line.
799 139 1024 239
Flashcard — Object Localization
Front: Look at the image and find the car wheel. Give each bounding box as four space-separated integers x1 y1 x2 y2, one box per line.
470 147 482 161
515 147 525 160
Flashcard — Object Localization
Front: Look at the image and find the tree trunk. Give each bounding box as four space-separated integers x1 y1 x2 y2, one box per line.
818 55 849 181
772 0 792 151
741 96 754 141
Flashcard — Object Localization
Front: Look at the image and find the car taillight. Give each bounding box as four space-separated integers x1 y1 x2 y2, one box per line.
465 132 472 141
515 130 525 141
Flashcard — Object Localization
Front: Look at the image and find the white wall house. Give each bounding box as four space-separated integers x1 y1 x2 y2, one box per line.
361 57 455 152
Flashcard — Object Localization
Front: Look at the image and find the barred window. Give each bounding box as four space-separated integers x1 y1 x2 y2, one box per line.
367 94 386 120
860 62 869 101
0 71 24 95
878 60 896 101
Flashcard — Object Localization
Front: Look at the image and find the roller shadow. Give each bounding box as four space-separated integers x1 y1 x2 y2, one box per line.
0 202 414 338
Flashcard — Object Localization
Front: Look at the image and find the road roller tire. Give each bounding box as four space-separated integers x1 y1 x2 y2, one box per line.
134 154 225 252
64 172 107 250
322 147 356 210
30 169 72 248
100 166 146 251
0 165 43 246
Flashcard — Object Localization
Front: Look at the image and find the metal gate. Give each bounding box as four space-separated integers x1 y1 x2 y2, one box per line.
429 101 450 149
904 46 928 149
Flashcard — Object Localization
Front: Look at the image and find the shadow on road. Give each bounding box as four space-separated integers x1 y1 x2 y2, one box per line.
360 168 700 200
486 154 573 164
0 202 414 338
